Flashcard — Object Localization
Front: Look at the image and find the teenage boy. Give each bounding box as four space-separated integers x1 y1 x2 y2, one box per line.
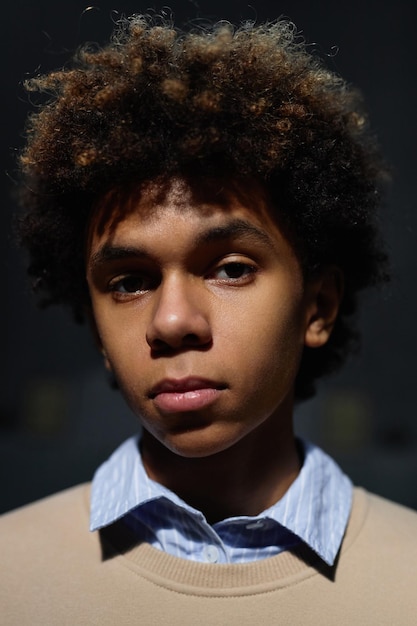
2 16 417 624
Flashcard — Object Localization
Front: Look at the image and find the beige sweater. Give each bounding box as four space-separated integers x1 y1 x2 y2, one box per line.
1 484 417 625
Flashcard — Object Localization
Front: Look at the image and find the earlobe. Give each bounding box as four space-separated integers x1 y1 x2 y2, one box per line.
304 267 344 349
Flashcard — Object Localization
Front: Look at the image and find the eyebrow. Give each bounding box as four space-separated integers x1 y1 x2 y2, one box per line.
196 219 276 249
88 218 276 270
88 244 149 270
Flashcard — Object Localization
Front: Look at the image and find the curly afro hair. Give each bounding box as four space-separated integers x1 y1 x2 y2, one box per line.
16 15 389 399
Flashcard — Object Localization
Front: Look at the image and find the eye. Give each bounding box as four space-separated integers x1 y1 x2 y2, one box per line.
213 262 257 281
109 274 153 295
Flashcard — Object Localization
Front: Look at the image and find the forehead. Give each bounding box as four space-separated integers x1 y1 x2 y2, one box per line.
88 176 287 244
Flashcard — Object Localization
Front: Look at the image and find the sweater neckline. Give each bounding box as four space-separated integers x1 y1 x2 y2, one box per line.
97 488 368 596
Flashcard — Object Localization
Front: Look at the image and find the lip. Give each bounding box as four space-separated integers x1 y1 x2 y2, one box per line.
149 377 226 413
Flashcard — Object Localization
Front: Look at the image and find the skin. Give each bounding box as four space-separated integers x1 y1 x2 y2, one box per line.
86 178 340 523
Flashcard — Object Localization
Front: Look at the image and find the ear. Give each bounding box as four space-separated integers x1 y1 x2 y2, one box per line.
84 306 113 372
304 267 344 349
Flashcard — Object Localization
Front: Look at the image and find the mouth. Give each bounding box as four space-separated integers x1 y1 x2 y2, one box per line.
149 377 226 413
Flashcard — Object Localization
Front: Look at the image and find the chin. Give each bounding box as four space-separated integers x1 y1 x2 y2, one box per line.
160 426 243 459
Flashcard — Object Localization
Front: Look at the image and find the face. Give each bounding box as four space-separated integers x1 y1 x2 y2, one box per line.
86 178 332 460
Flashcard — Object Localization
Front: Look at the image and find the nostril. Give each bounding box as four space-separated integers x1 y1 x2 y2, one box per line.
183 333 204 345
148 337 172 355
148 333 213 357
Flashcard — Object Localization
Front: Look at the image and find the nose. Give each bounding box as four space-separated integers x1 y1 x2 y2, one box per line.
146 274 212 352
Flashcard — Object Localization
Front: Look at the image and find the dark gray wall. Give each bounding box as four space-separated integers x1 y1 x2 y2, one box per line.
2 0 416 513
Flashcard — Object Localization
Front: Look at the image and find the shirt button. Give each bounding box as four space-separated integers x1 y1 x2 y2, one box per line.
245 520 265 530
204 545 219 563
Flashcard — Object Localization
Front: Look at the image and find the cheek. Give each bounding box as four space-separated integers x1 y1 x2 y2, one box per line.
221 294 307 396
92 305 145 375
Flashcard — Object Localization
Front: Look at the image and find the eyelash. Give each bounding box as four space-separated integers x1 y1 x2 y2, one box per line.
107 260 258 299
210 261 257 281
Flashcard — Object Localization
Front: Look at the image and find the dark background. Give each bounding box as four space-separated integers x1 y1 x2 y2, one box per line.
1 0 416 514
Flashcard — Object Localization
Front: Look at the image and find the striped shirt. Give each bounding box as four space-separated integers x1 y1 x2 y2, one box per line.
90 435 352 565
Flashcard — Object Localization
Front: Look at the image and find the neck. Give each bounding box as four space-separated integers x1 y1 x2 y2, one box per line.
141 411 301 525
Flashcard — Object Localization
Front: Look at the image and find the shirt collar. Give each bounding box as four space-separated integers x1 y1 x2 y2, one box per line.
90 434 352 565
